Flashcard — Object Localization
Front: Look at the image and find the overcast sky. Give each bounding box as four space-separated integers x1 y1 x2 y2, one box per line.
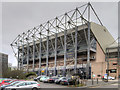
1 2 118 66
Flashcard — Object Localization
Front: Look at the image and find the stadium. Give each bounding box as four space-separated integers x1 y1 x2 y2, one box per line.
11 3 119 79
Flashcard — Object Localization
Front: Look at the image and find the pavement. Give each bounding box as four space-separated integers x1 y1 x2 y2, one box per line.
91 83 118 88
79 79 118 88
87 79 118 86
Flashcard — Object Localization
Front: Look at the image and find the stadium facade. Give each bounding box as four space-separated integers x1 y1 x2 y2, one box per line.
11 3 119 79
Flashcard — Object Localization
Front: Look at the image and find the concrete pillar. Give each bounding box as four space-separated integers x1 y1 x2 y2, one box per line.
86 3 91 79
33 40 35 71
63 30 67 76
39 38 42 75
17 46 20 70
46 36 49 76
22 45 24 70
27 42 29 72
54 33 57 76
74 26 78 74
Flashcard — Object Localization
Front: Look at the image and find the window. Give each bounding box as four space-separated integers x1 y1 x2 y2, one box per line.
26 82 32 85
113 63 117 65
110 69 117 73
106 69 117 73
4 81 10 83
18 83 26 86
62 78 66 80
31 82 37 84
97 75 101 77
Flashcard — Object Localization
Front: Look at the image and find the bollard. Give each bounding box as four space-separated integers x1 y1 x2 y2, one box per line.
92 72 94 85
97 78 98 84
92 78 94 85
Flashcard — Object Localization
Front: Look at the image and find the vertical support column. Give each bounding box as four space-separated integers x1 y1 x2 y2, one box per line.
74 26 78 74
54 33 57 76
33 40 35 71
46 35 49 76
27 42 29 72
86 3 91 79
39 38 42 75
17 45 20 70
22 45 24 70
63 30 67 76
106 48 109 82
118 39 120 80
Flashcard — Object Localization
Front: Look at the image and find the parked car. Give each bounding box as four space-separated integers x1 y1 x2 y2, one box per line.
34 76 41 81
60 78 71 85
0 78 9 83
1 80 25 86
57 75 63 77
48 77 59 83
55 77 66 84
5 81 40 90
0 80 12 86
43 77 50 83
1 81 23 90
104 76 115 80
0 79 18 86
40 76 48 82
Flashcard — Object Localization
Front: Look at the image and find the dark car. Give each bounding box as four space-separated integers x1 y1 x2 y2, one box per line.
48 77 59 83
60 78 71 85
55 77 67 84
34 76 41 81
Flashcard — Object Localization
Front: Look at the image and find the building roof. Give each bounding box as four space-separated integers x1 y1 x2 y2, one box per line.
18 22 116 54
90 22 117 53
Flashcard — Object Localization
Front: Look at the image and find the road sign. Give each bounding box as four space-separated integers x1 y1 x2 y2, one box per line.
41 70 44 73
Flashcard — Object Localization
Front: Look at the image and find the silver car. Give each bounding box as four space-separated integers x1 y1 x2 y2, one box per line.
5 81 40 90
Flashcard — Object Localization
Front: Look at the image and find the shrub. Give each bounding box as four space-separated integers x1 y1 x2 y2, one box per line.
3 69 26 79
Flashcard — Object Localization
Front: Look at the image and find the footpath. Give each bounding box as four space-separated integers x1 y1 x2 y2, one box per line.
79 79 118 88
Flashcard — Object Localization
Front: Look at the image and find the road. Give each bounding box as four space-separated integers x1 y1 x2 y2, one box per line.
39 80 119 88
39 82 69 88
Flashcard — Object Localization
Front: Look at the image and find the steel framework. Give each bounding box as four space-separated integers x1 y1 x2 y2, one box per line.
11 3 103 77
